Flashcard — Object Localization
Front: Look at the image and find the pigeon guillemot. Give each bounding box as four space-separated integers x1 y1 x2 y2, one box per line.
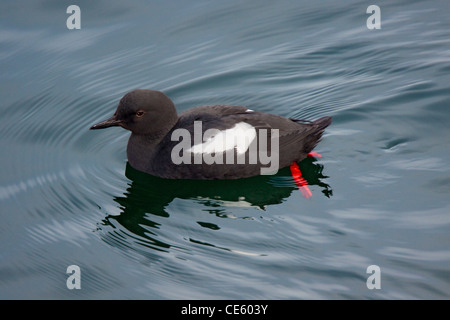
90 89 331 181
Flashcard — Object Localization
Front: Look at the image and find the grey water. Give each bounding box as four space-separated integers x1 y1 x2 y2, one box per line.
1 0 449 299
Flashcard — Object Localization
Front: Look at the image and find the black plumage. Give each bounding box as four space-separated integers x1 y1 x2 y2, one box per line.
90 89 331 179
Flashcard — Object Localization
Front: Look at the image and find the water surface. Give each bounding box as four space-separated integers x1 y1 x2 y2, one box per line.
1 0 449 299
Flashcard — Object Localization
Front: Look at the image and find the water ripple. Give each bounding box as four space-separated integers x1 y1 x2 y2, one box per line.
2 0 450 299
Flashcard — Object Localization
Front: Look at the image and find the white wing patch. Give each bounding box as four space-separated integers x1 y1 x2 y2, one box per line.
187 122 256 155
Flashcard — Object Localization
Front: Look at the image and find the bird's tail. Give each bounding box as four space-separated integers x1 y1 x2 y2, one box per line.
303 116 332 154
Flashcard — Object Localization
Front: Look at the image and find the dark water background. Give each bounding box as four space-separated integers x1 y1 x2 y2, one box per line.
1 0 449 299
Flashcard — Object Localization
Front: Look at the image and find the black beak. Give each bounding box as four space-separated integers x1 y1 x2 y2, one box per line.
90 116 122 130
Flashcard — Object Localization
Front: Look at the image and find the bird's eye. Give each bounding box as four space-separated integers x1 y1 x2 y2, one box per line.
136 111 144 117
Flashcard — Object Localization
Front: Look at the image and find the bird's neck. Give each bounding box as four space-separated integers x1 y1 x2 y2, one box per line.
126 117 178 173
126 133 161 173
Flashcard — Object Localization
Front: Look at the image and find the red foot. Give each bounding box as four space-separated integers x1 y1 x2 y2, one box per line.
290 162 312 199
307 152 322 158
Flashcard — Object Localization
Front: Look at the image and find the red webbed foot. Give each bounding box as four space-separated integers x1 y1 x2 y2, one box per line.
307 152 322 158
290 162 312 199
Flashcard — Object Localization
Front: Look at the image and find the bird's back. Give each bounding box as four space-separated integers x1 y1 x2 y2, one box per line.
148 105 331 179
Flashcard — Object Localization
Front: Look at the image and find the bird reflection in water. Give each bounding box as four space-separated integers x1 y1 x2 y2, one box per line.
98 157 332 254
